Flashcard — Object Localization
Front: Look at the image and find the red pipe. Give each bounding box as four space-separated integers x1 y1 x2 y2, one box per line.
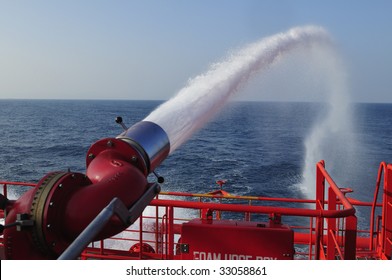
369 162 387 251
150 198 355 218
3 121 170 259
62 148 148 240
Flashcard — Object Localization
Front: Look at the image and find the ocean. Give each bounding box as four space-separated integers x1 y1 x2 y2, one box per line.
0 99 391 227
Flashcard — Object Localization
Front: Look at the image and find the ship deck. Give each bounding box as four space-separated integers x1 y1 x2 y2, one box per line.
1 161 391 260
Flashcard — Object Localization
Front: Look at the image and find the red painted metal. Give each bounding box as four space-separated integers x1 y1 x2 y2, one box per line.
2 139 148 259
129 242 155 254
64 143 148 239
1 161 392 260
369 162 387 251
369 162 392 259
180 220 294 260
380 163 392 259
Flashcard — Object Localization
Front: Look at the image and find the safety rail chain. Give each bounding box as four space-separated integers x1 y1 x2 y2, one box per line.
0 161 391 260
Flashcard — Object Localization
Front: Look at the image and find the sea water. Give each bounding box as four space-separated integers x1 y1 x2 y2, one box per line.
0 100 391 228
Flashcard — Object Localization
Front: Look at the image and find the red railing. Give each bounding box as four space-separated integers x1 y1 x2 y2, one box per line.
1 161 391 260
369 162 392 259
80 161 381 260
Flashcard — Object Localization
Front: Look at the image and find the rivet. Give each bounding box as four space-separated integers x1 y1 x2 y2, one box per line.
107 140 113 147
131 156 138 162
47 224 51 228
58 184 63 189
49 202 54 207
88 153 95 159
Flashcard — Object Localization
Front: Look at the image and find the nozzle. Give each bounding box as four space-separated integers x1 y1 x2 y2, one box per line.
117 121 170 173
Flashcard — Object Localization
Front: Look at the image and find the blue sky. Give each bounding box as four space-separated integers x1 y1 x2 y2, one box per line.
0 0 391 102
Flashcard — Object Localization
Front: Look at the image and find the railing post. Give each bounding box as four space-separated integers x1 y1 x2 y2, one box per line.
327 187 337 259
161 211 167 259
309 217 314 259
139 215 143 259
344 215 357 259
3 184 7 199
369 162 386 251
167 206 174 259
382 164 392 259
315 161 325 260
155 204 159 254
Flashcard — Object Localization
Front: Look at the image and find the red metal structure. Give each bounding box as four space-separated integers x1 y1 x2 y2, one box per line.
0 121 170 259
1 161 391 260
0 118 391 260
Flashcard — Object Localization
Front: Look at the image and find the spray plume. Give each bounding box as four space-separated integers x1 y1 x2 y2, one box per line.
145 26 332 153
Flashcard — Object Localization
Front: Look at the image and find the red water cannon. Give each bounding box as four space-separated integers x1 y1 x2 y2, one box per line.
2 120 170 259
